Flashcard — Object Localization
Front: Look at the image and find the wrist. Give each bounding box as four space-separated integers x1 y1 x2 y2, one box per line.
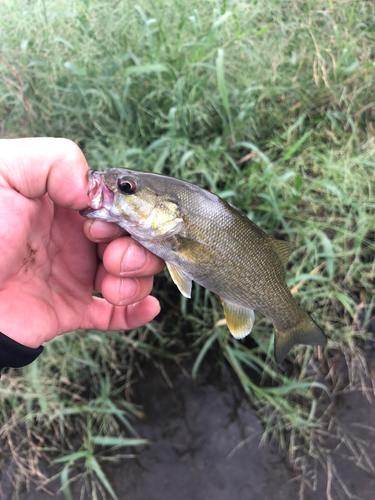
0 332 44 371
0 326 43 349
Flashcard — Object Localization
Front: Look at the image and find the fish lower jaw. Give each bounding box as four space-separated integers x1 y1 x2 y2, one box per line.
79 207 122 223
88 174 114 211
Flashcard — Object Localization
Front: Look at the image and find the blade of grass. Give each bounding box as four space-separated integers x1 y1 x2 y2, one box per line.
192 329 221 380
60 464 74 500
90 456 119 500
216 48 235 142
91 436 150 447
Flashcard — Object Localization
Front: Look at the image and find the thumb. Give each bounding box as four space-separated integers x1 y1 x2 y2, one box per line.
0 137 90 210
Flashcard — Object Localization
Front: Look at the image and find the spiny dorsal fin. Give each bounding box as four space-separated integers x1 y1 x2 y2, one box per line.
166 262 192 298
220 299 255 339
271 239 292 268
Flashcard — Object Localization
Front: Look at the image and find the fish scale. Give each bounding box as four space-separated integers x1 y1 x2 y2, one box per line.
80 168 327 363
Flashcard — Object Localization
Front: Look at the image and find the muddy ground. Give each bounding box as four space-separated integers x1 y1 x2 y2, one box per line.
2 352 375 500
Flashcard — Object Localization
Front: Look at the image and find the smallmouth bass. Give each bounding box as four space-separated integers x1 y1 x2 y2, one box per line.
80 168 327 363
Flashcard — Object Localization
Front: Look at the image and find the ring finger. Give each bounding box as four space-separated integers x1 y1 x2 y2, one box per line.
100 272 155 307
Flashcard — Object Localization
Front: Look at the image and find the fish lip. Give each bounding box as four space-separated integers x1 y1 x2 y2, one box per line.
79 207 97 217
82 170 115 215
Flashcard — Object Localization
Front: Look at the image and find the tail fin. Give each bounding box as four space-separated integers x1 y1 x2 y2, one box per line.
274 313 327 364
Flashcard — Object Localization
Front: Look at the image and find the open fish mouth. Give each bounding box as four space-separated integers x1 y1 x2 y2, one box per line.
80 170 114 217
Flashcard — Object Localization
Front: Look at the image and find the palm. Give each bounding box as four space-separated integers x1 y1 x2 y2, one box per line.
1 191 97 346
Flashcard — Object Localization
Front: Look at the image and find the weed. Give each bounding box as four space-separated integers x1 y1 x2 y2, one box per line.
1 0 375 498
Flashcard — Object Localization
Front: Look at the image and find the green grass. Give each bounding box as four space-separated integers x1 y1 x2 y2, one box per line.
1 0 375 498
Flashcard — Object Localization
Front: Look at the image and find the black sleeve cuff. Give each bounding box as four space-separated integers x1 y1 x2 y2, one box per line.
0 332 44 372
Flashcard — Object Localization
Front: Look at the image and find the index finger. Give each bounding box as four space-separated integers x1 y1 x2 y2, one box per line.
83 219 126 244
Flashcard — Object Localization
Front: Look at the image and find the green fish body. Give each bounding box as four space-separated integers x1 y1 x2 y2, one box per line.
80 168 327 362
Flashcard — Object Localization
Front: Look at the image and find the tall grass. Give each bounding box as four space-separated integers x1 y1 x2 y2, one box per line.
1 0 375 498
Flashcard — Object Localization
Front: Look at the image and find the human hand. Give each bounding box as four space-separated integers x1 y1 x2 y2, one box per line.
0 138 164 348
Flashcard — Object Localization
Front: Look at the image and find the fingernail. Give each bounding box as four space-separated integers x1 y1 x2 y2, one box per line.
120 278 138 303
121 241 146 274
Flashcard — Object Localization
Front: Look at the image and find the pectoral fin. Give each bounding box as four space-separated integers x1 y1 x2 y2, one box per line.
167 235 211 261
166 263 192 298
221 300 255 339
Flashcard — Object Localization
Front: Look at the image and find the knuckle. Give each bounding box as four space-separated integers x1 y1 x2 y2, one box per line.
55 138 84 163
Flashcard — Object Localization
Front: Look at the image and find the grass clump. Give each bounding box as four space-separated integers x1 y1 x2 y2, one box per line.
1 0 375 498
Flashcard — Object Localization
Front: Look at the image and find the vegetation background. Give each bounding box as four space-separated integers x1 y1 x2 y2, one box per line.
0 0 374 498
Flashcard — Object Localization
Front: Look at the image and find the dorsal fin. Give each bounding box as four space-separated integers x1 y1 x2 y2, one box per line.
271 239 292 268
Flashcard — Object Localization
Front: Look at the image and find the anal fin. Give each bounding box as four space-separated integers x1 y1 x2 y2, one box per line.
166 262 192 298
221 300 255 339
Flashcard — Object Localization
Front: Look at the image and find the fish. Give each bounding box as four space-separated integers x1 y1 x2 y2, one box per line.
80 168 327 363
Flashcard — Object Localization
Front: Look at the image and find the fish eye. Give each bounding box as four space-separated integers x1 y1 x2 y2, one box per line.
117 178 137 194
